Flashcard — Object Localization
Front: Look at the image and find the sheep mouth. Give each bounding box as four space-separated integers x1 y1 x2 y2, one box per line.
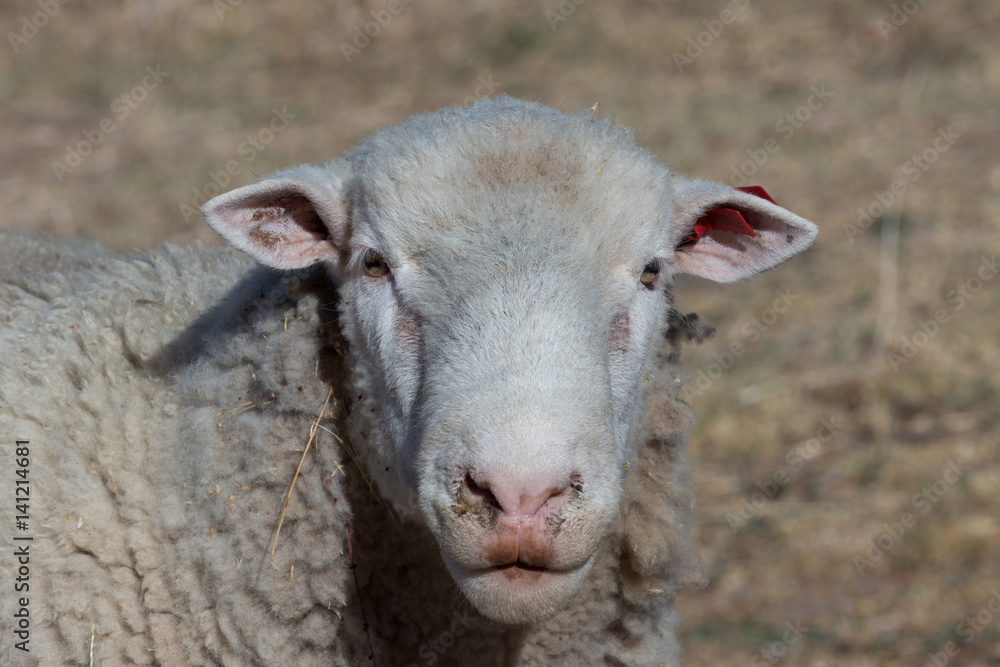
458 558 580 578
444 553 596 624
460 553 588 578
450 552 595 593
487 561 562 583
492 561 551 573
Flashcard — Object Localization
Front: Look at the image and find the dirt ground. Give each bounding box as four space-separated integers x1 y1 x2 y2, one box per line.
2 0 998 664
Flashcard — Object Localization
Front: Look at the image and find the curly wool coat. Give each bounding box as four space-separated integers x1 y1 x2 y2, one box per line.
0 230 707 666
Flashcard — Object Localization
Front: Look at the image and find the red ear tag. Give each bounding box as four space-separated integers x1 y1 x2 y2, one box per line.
735 185 776 204
685 185 775 243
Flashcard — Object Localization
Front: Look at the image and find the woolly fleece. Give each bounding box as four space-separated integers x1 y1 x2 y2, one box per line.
0 230 707 665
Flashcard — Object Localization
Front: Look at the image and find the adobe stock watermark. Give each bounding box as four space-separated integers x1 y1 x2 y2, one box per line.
886 254 997 372
339 0 414 63
407 609 475 666
460 72 501 106
672 0 750 73
8 0 72 53
844 126 961 242
875 0 932 40
178 107 296 223
213 0 245 20
679 288 798 400
730 85 834 186
923 590 1000 667
51 65 169 183
546 0 587 30
853 458 968 576
726 417 842 531
750 620 809 666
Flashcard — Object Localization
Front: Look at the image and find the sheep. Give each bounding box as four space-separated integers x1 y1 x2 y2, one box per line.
0 96 818 666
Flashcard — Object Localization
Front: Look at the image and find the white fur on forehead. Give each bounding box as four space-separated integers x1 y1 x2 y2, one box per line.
344 97 678 270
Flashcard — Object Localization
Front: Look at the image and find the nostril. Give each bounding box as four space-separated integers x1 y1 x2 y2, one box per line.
464 472 501 510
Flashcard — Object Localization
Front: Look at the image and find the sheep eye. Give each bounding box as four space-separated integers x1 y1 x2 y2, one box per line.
363 250 390 278
639 261 659 288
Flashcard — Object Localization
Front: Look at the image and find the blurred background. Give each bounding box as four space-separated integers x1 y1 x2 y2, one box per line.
2 0 998 664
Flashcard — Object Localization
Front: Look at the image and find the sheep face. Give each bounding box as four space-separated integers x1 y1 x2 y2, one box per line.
340 148 674 624
203 97 818 625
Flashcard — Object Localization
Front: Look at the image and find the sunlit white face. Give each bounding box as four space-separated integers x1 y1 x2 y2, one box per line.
335 135 677 623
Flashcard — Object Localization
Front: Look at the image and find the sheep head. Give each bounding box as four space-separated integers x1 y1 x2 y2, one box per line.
202 97 818 625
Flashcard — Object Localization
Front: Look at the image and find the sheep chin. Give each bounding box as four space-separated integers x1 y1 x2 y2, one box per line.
442 553 596 625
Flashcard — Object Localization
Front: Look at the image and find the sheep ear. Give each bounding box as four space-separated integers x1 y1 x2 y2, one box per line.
670 180 818 283
202 162 351 270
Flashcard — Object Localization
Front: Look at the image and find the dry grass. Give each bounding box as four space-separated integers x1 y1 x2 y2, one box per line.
2 0 998 663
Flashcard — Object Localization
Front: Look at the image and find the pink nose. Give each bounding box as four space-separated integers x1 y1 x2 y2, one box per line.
464 471 575 521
